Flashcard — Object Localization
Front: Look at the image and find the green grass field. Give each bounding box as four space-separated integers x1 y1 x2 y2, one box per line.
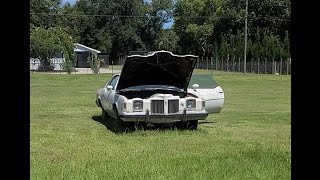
30 70 291 180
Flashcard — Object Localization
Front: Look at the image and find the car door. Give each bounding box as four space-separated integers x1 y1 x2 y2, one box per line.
101 75 119 114
187 75 224 113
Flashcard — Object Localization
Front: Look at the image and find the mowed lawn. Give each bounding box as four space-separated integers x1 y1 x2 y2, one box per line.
30 70 291 180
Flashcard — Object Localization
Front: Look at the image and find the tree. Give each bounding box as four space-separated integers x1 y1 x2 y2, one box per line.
30 0 62 29
30 27 75 73
73 0 147 61
245 0 291 39
174 0 216 56
140 0 175 51
154 29 179 52
219 36 229 60
186 23 213 56
87 52 101 74
234 30 244 59
284 30 290 58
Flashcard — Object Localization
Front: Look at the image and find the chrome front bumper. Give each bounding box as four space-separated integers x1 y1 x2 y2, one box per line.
119 110 208 123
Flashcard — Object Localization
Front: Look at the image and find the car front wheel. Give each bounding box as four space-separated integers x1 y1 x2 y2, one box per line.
177 120 198 130
101 108 109 119
187 120 198 130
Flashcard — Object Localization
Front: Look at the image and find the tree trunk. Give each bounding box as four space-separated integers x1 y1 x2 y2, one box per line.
232 56 235 72
196 57 199 69
39 58 53 71
221 57 224 71
258 58 260 74
272 58 275 74
280 58 283 75
201 57 204 69
251 58 253 73
206 57 209 70
226 55 229 72
289 58 291 74
264 58 267 74
286 58 289 75
216 57 218 70
211 57 213 76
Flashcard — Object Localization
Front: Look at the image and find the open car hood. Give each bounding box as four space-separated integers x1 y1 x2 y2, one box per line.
116 51 198 93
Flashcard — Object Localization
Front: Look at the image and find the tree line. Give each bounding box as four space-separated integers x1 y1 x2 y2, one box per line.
30 0 290 71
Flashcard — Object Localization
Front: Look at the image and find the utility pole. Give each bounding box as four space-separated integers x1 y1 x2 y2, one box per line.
244 0 248 75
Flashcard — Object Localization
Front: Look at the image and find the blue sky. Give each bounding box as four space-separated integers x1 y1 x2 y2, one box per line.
61 0 77 6
62 0 173 29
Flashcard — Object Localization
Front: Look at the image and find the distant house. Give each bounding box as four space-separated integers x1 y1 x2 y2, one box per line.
74 43 101 68
30 43 109 70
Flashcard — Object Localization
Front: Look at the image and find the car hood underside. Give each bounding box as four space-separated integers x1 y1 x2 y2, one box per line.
116 51 198 93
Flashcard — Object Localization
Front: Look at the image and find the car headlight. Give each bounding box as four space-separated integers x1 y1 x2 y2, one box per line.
186 99 196 109
133 100 143 111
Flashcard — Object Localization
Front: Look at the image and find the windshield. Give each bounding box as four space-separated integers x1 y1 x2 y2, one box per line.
188 75 218 89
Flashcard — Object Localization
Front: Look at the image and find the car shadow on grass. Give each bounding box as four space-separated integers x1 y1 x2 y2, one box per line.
91 115 127 134
91 115 215 134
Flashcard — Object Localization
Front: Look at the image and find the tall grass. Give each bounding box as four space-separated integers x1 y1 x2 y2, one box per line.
30 71 290 179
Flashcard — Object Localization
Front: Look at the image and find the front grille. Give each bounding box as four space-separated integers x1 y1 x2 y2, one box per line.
151 100 164 114
168 100 179 113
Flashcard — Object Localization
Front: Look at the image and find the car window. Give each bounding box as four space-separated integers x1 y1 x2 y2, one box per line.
107 75 119 90
188 74 218 89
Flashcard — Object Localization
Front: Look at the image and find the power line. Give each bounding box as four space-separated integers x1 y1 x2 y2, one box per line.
30 12 147 18
61 1 290 8
30 12 291 21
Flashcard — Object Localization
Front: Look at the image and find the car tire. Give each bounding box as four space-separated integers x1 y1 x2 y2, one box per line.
124 122 136 131
101 108 108 119
99 99 109 119
187 120 198 130
112 104 128 132
177 120 198 130
176 122 187 130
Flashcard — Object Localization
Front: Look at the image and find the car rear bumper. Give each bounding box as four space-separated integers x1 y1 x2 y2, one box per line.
205 98 224 113
119 110 208 123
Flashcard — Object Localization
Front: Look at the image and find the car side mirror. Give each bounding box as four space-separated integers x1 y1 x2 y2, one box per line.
106 85 113 90
192 84 199 90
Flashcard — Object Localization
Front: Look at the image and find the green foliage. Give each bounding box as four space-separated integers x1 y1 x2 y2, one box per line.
213 42 219 58
186 22 213 56
284 31 290 58
87 52 101 74
154 30 179 51
30 0 62 28
140 0 175 51
174 0 218 56
219 36 229 59
30 0 291 62
174 0 290 59
30 27 75 72
250 28 262 59
56 28 76 74
234 30 244 59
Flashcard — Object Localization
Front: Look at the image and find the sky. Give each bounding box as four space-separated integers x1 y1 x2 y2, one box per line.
61 0 173 29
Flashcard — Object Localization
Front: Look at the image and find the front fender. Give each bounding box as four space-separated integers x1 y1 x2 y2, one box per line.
113 94 127 114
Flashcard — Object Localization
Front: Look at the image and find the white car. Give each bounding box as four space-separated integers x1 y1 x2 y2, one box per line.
96 51 224 130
